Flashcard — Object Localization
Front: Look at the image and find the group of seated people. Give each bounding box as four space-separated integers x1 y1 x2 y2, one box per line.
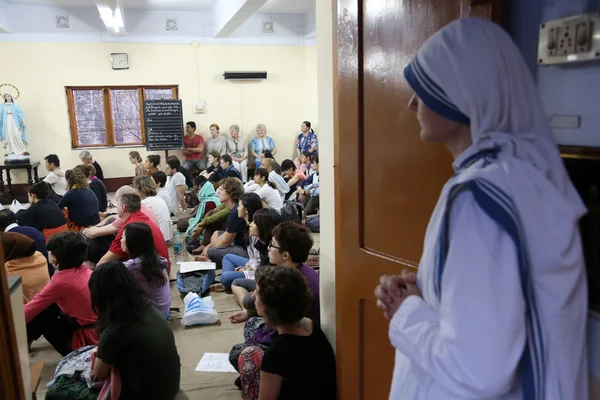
2 121 331 399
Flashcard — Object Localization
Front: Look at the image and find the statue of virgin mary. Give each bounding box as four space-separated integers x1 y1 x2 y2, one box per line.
0 89 29 157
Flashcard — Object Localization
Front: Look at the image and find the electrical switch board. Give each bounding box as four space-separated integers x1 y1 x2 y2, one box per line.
538 13 600 65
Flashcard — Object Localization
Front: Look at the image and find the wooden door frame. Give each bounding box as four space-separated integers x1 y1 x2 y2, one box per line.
0 244 26 400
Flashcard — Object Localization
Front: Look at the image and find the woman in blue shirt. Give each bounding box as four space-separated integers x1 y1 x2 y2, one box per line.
294 121 318 168
251 124 277 169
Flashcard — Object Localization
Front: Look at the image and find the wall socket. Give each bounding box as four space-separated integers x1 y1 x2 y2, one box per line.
539 13 600 65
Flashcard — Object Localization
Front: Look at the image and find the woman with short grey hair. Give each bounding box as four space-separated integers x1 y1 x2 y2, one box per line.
250 123 277 169
78 150 104 181
227 124 248 182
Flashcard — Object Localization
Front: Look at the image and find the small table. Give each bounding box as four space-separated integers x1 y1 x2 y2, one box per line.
0 161 40 203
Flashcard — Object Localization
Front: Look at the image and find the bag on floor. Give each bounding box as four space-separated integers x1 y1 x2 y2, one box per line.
281 201 305 225
181 292 219 327
176 270 205 296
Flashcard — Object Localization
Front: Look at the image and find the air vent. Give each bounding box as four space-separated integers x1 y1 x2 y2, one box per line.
165 18 178 31
56 15 69 29
262 20 274 34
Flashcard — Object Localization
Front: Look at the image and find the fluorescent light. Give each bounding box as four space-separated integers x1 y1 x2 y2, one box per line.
98 4 124 32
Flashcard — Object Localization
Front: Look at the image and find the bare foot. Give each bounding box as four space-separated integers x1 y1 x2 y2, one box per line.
194 255 209 262
192 246 205 255
210 283 225 293
229 310 249 324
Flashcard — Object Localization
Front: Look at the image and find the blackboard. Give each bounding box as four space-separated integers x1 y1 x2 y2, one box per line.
143 100 184 151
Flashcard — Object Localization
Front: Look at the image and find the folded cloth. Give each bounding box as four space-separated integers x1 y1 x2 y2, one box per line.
47 345 99 389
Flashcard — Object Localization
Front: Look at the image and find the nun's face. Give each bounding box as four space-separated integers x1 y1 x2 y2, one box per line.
409 93 464 143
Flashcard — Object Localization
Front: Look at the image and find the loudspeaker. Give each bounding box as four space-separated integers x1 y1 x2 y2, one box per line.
223 71 268 81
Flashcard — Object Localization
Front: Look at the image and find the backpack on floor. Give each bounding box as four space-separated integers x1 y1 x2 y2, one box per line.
176 270 206 297
281 201 305 225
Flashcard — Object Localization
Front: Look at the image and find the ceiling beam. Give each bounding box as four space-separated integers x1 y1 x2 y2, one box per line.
94 0 126 37
213 0 268 38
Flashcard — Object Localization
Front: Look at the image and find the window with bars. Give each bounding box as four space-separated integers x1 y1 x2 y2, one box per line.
66 86 178 147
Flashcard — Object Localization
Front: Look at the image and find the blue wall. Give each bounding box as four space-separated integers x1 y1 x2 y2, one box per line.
508 0 600 146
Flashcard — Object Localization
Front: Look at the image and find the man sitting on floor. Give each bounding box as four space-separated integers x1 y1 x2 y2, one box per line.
97 193 170 274
199 178 248 268
83 186 159 267
42 154 68 203
159 158 187 215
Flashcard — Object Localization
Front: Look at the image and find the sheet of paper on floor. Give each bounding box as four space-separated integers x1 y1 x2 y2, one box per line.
179 261 216 273
195 353 237 373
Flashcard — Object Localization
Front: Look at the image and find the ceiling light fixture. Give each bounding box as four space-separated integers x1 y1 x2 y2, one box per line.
95 1 126 36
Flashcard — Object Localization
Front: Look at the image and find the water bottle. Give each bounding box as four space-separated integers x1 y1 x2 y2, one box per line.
173 232 184 264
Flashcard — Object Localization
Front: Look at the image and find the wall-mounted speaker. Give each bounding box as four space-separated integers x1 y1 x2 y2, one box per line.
223 71 268 81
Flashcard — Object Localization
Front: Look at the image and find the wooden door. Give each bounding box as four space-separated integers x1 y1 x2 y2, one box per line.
334 1 504 399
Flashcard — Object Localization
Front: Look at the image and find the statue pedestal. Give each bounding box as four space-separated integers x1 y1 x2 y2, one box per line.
0 161 40 204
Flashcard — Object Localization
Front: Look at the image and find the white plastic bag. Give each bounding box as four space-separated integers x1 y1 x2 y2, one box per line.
9 200 29 214
181 292 219 327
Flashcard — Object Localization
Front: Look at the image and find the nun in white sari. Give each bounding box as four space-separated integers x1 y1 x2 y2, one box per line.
375 18 588 400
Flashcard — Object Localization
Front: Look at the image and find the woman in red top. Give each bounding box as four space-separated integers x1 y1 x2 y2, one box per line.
25 231 98 356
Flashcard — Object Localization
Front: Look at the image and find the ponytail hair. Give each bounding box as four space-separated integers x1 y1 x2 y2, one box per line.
303 120 314 134
254 168 276 189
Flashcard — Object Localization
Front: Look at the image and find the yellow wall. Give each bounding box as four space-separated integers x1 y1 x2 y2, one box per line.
0 42 317 183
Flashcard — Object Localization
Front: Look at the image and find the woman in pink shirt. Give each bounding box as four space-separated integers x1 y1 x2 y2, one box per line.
25 231 98 356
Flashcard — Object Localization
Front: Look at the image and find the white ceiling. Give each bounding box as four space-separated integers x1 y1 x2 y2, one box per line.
8 0 316 13
259 0 315 14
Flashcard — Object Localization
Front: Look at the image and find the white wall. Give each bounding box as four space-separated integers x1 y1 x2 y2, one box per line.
0 41 317 183
316 0 336 347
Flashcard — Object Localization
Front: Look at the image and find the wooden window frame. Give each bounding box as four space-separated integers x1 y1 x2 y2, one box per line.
66 85 179 148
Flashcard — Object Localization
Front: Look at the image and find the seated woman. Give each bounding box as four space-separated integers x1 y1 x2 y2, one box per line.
76 164 108 212
121 222 171 317
58 168 100 232
3 232 50 303
296 151 313 176
293 120 318 170
133 176 173 242
229 222 320 393
229 208 282 308
251 265 336 400
183 175 220 253
145 154 161 176
25 231 98 356
129 150 147 177
16 181 67 240
248 168 283 212
296 155 320 215
251 124 277 169
90 261 181 399
83 186 158 266
201 150 223 179
208 193 263 293
79 150 104 181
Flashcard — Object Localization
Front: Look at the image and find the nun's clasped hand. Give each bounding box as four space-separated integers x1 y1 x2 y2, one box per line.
375 270 422 320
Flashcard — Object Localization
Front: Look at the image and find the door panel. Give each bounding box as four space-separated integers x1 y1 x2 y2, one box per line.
335 0 503 398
